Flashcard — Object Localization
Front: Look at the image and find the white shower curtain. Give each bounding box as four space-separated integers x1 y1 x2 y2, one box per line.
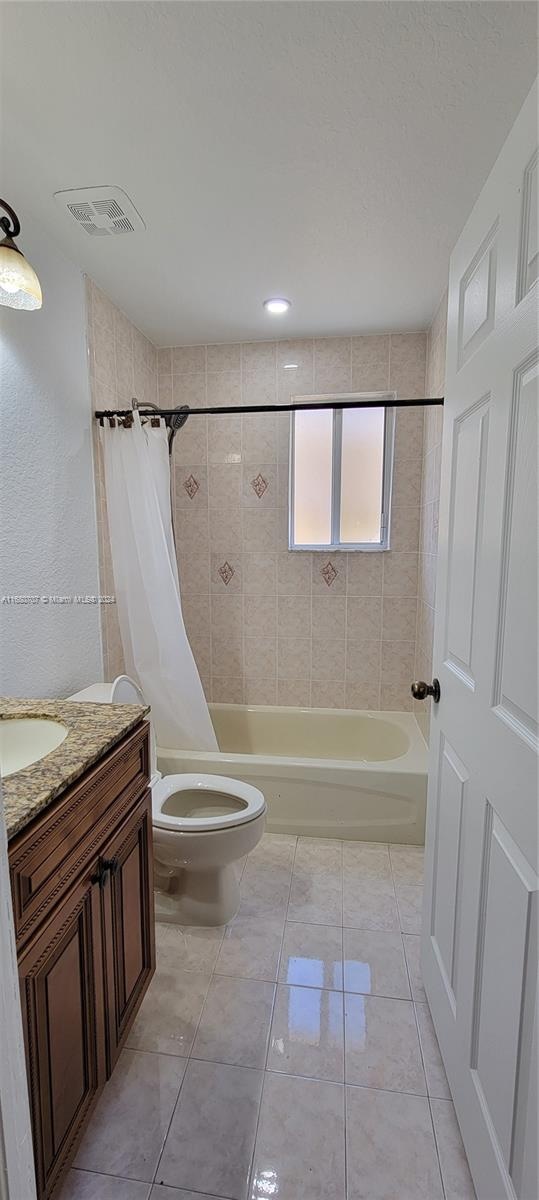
100 413 218 751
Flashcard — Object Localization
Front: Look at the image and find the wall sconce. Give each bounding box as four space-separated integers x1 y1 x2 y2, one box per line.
0 199 42 310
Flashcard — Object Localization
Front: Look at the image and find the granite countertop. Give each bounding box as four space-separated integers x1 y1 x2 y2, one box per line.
1 697 149 840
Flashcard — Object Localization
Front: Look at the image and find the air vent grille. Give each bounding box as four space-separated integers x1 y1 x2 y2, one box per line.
54 186 145 235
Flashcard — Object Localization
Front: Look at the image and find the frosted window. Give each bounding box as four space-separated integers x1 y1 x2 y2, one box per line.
290 397 394 550
293 408 333 545
340 408 384 543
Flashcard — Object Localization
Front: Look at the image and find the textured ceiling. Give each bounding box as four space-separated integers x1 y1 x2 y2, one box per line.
1 1 537 345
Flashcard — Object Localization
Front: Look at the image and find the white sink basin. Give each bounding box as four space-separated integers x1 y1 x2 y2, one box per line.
0 718 68 778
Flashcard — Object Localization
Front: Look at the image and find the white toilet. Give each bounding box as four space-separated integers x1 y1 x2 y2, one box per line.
68 675 266 925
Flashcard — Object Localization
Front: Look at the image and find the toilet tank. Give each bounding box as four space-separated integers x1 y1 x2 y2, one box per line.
68 675 145 705
67 677 159 782
68 682 115 703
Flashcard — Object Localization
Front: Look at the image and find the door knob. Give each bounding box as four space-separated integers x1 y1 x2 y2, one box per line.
411 678 440 703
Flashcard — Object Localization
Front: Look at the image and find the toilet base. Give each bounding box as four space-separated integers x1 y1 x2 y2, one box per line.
154 861 240 926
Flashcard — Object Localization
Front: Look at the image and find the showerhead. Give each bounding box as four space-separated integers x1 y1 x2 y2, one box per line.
167 405 190 454
131 397 189 450
169 405 190 431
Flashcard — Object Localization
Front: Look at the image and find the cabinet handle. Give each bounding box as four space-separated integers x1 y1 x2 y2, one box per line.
91 857 119 888
91 860 108 888
101 857 119 877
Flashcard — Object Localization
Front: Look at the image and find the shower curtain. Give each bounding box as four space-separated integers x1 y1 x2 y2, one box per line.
100 413 218 751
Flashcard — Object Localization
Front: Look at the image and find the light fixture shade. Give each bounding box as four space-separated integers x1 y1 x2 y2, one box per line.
263 297 291 315
0 243 42 310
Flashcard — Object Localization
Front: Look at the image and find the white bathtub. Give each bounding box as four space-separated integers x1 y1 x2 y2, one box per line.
158 705 427 844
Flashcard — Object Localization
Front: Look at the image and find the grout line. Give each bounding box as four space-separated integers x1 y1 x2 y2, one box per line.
73 1165 150 1184
344 1079 432 1099
428 1095 450 1200
149 924 218 1187
149 1029 204 1186
149 1182 228 1198
400 928 417 1003
268 836 299 1048
245 834 299 1195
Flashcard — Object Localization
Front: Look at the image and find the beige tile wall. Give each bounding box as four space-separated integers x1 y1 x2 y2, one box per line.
87 276 431 711
161 332 428 710
415 292 447 738
86 278 158 679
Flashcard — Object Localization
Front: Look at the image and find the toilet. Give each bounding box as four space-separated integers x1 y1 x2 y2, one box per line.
68 675 266 925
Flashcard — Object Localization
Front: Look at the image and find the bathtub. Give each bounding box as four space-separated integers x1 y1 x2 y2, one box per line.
158 705 427 844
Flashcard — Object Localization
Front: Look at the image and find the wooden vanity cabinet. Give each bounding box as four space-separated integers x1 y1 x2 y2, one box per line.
8 721 155 1200
17 863 107 1198
100 791 154 1071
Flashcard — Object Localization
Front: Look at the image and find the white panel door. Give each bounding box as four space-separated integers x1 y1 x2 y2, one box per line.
422 79 538 1200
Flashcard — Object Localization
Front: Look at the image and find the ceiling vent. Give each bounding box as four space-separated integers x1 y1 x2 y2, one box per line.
53 186 145 236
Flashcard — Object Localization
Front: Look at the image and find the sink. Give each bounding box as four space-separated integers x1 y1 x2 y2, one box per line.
0 718 68 778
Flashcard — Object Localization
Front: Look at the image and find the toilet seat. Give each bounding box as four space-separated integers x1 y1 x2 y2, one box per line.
152 772 266 833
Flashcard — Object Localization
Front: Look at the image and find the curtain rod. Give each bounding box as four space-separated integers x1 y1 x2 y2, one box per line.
95 396 444 424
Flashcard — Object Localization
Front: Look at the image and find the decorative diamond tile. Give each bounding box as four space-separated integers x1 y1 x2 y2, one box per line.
218 561 235 586
321 561 338 587
183 474 200 499
251 473 268 499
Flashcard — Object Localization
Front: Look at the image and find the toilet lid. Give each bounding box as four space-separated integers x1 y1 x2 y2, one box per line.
152 772 266 832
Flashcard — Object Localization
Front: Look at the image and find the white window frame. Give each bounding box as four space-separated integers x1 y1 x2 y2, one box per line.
288 392 396 552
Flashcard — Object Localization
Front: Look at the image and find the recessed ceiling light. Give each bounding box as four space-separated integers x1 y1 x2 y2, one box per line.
263 297 291 315
283 362 298 370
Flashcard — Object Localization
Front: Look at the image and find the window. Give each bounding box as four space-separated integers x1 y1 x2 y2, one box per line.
289 394 395 551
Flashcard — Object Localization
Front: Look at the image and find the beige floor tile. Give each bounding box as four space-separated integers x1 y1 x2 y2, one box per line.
389 843 424 884
67 835 461 1200
249 836 297 861
215 915 284 981
343 929 411 998
58 1172 150 1200
249 833 297 866
402 933 427 1001
267 984 344 1082
156 1060 263 1199
342 841 392 882
294 836 343 873
415 1002 451 1098
126 968 210 1057
278 922 343 990
345 994 426 1093
192 975 275 1068
288 870 343 925
343 878 399 931
250 1073 345 1199
346 1085 444 1199
238 860 292 919
430 1099 477 1199
75 1050 186 1182
155 921 225 973
395 882 423 933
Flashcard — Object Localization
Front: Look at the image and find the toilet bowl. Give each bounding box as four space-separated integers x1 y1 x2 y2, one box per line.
68 676 266 925
152 772 265 925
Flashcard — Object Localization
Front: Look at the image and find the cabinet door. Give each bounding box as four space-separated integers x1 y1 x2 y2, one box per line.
101 791 155 1072
18 871 106 1200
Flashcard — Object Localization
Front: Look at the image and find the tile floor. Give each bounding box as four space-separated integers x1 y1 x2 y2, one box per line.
59 836 476 1200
